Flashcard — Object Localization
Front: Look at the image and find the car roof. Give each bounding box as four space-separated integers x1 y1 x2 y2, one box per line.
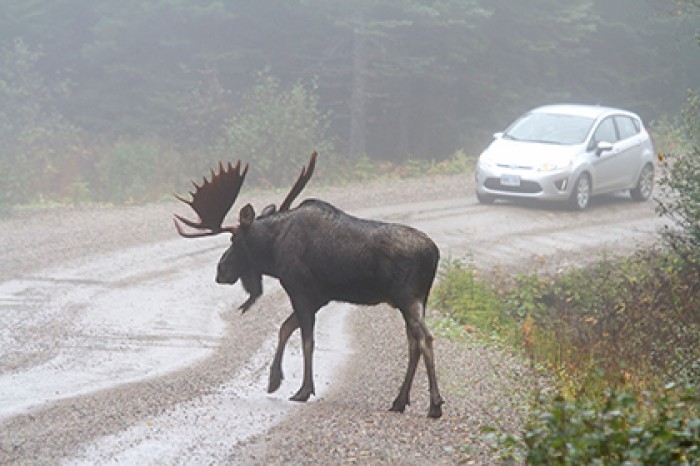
530 104 639 120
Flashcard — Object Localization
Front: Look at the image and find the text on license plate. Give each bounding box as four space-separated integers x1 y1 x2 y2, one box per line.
500 175 521 187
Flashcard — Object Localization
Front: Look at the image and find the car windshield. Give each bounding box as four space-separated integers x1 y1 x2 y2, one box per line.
503 112 595 145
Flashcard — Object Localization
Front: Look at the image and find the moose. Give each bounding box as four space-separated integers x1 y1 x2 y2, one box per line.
174 152 444 418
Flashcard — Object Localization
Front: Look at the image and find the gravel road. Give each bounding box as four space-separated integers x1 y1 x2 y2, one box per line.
0 173 663 465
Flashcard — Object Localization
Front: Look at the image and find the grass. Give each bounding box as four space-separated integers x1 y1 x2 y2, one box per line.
430 248 700 464
1 149 477 211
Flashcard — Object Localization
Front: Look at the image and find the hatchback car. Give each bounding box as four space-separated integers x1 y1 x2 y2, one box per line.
475 104 655 210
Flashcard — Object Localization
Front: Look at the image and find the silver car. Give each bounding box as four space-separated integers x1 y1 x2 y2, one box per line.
475 104 655 210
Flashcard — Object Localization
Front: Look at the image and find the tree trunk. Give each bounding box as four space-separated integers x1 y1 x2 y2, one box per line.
349 30 367 159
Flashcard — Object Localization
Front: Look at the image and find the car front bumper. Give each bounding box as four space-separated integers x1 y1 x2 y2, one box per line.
475 162 576 201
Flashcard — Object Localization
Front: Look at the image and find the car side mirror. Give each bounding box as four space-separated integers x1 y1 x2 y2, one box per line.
595 141 614 157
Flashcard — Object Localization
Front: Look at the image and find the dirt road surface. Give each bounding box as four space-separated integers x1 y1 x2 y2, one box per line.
0 174 664 464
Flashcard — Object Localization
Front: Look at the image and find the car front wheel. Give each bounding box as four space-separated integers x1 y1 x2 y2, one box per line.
476 190 496 204
568 173 591 211
630 163 654 201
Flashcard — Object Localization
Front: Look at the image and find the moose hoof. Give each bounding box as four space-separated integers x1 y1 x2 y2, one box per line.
389 398 408 413
267 373 283 394
289 387 314 402
428 399 444 419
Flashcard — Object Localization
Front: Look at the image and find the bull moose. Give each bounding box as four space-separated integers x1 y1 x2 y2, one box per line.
174 152 444 418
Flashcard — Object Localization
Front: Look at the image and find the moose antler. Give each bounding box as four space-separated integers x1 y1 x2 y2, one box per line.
174 160 249 238
279 151 317 212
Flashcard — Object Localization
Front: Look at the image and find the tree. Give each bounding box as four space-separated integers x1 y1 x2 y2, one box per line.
297 0 492 160
220 73 333 186
0 38 87 206
657 2 700 260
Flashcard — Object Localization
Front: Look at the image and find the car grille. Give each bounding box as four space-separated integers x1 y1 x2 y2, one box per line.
496 163 533 170
484 177 542 193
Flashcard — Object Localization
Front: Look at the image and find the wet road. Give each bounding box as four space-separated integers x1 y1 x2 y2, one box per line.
0 182 663 464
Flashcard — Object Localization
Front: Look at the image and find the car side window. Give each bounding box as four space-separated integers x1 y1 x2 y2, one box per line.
592 117 618 145
615 116 640 140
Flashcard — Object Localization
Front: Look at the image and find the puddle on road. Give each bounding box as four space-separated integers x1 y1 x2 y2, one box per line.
0 238 230 421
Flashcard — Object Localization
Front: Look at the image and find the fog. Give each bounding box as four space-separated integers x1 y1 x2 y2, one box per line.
1 0 698 204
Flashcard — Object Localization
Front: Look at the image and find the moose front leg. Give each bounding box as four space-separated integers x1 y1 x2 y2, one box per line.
289 312 316 402
239 273 263 313
268 313 299 393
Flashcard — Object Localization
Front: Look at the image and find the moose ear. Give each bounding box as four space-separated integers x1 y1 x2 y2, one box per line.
239 203 255 227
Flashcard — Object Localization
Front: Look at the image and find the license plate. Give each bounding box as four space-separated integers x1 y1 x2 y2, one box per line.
500 174 521 187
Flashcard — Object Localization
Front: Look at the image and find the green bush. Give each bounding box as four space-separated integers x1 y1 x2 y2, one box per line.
656 89 700 262
94 138 179 204
220 72 334 187
0 38 90 206
431 258 514 337
434 254 700 463
505 251 699 393
516 384 699 465
657 146 700 260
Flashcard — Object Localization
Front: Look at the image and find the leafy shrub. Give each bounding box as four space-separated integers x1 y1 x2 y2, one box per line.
220 72 334 187
93 138 180 203
426 149 476 176
431 258 513 337
0 38 90 206
656 89 700 263
650 115 694 157
516 384 699 465
657 146 700 259
503 250 699 393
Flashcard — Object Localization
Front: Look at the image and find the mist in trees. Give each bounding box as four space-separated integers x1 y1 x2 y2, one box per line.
1 0 698 205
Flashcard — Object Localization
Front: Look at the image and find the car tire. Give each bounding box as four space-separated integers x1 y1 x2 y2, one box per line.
630 163 654 202
568 173 591 211
476 190 496 204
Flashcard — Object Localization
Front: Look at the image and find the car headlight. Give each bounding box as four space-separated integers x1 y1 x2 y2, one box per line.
478 154 495 169
537 159 572 171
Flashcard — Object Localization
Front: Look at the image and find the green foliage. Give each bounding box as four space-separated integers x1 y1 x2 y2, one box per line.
650 116 694 157
3 0 699 165
431 258 514 338
514 384 700 465
434 252 700 464
93 138 179 204
657 93 700 259
504 251 700 393
426 150 477 176
0 38 89 207
657 147 700 258
220 73 334 187
317 149 475 187
0 0 698 206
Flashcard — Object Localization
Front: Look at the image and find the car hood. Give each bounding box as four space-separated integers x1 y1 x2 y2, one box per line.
482 138 579 168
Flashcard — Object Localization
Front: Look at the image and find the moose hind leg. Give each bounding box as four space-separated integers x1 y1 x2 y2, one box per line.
421 320 444 418
268 313 299 393
401 301 444 418
390 321 421 413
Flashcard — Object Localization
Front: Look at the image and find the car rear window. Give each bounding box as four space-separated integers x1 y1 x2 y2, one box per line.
615 116 640 140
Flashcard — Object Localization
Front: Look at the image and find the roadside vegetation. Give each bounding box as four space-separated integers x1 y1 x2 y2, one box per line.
3 1 700 210
431 103 700 464
0 54 472 210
